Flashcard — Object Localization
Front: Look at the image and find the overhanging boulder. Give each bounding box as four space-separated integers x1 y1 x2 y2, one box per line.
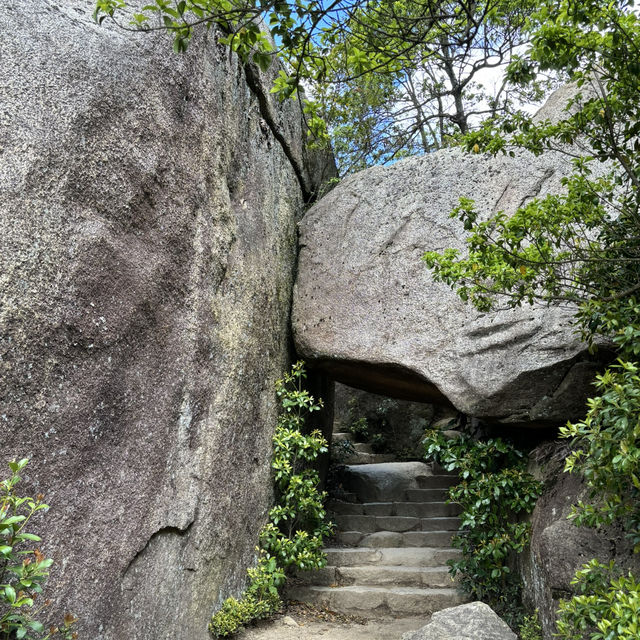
293 99 606 425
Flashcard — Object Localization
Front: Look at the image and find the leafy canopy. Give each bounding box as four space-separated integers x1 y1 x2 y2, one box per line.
94 0 553 173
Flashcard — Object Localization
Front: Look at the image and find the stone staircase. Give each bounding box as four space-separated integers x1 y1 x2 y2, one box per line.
288 462 469 617
332 431 395 464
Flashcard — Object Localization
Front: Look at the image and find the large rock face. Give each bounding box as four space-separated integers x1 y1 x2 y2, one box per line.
520 445 640 639
0 3 329 639
293 103 603 425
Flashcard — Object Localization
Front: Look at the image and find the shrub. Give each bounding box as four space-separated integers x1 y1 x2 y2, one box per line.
423 430 543 627
347 417 369 441
0 458 78 640
209 553 283 638
519 610 543 640
555 559 640 640
209 362 333 637
559 360 640 550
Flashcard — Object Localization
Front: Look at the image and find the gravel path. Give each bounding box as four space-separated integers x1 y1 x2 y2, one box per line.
235 605 428 640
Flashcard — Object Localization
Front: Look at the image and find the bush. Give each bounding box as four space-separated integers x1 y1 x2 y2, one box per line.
559 360 640 550
347 417 369 441
209 362 333 637
0 458 78 640
519 610 543 640
555 559 640 640
423 430 542 627
209 553 283 638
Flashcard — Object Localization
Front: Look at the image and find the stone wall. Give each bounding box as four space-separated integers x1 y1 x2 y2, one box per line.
0 3 330 638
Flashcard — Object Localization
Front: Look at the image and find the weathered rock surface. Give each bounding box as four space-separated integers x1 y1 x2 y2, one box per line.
334 462 454 503
401 602 517 640
0 2 330 639
293 88 604 425
520 445 640 639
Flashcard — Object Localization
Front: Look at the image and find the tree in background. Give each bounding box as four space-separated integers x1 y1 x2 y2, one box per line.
94 0 554 174
313 0 555 173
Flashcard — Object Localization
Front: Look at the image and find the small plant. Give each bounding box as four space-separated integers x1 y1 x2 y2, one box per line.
1 458 78 640
210 362 333 637
347 417 369 441
264 362 333 570
208 552 284 638
555 559 640 640
423 429 543 628
519 610 543 640
331 439 356 464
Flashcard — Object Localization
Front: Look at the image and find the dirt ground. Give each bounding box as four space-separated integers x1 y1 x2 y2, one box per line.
235 603 428 640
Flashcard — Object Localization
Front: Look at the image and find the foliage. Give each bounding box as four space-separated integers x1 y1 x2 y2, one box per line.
422 0 640 338
265 361 333 569
560 360 640 550
555 559 640 640
0 459 78 640
313 0 555 173
329 439 356 464
518 610 543 640
344 396 409 455
424 430 543 627
93 0 555 173
210 362 332 637
208 552 283 637
347 417 369 441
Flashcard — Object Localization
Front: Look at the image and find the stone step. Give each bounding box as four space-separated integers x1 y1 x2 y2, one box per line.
353 442 373 454
332 432 352 442
292 565 455 588
341 452 396 465
414 475 459 489
335 515 460 534
394 501 461 517
328 500 462 518
339 565 455 588
335 530 456 548
324 547 461 568
403 487 451 502
288 584 467 616
406 488 457 501
331 492 358 504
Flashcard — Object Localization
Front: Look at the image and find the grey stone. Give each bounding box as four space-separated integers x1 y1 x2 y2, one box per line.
292 88 606 426
337 462 434 502
376 516 421 532
338 565 454 588
289 585 466 617
335 531 366 546
0 2 330 639
363 502 395 516
421 517 460 532
402 602 517 640
335 514 377 533
329 500 365 515
403 531 455 548
324 547 461 568
396 502 461 518
360 531 404 548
